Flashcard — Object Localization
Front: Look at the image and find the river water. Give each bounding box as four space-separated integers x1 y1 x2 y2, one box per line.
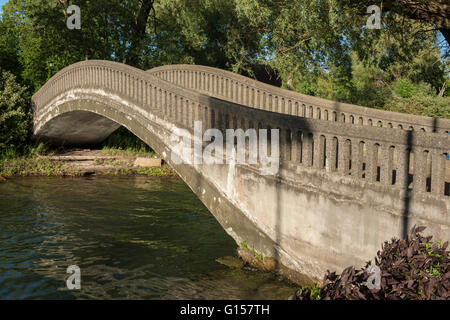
0 176 297 299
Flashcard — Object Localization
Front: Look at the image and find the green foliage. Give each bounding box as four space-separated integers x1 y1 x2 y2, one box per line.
102 126 154 154
100 146 155 158
349 51 448 115
291 226 449 300
233 1 448 115
240 241 249 250
385 94 450 119
31 142 48 156
0 155 83 177
0 69 31 155
2 0 448 110
289 283 321 300
0 10 21 77
249 0 355 101
145 0 264 73
240 241 264 261
444 79 450 97
393 79 416 98
136 166 176 177
1 0 149 90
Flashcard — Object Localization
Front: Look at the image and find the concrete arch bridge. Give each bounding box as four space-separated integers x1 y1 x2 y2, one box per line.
32 60 450 283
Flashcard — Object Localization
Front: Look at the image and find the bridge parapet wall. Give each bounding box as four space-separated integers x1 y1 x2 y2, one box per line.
148 65 450 135
206 97 450 199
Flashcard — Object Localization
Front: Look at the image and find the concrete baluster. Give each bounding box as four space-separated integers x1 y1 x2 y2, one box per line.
380 145 393 185
396 147 410 189
431 151 446 195
315 135 326 169
281 98 286 114
173 95 179 123
351 140 363 179
302 133 313 167
366 143 378 182
338 139 350 175
326 136 338 172
413 148 427 193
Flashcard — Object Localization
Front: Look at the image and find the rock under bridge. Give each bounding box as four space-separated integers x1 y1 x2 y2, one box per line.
32 60 450 283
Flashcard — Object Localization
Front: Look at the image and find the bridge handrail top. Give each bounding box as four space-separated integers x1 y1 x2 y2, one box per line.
148 64 450 129
205 96 450 152
32 60 213 107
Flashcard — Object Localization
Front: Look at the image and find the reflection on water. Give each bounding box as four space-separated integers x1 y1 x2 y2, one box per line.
0 176 296 299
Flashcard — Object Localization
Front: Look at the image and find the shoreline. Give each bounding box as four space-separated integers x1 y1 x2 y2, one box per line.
0 148 177 180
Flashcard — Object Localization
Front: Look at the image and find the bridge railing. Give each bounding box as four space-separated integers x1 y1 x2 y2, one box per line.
32 60 450 198
148 65 450 136
32 61 209 129
206 97 450 197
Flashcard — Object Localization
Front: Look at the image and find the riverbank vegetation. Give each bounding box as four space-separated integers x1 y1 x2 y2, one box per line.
0 149 177 178
290 226 449 300
0 0 449 162
101 127 156 157
0 127 175 178
0 154 84 177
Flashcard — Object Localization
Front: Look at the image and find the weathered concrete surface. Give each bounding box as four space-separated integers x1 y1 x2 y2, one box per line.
134 157 162 167
35 110 120 147
32 60 450 284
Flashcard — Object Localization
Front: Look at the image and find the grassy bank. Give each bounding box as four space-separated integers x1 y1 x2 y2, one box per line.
0 126 178 179
0 144 177 179
0 155 84 177
0 155 177 178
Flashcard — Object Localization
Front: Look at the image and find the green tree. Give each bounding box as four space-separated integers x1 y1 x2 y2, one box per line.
141 0 264 73
0 5 21 78
2 0 154 90
339 0 450 45
0 69 31 154
1 0 448 121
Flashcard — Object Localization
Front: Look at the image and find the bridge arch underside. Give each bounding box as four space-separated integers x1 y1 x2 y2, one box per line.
34 110 121 147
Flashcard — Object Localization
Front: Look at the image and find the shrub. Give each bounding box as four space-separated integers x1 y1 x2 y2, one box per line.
351 83 392 109
102 126 153 153
290 226 449 300
443 79 450 97
414 81 435 97
0 69 31 155
384 94 450 119
393 78 416 98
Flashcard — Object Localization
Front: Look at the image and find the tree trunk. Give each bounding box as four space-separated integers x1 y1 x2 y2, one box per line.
126 0 155 67
341 0 450 45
